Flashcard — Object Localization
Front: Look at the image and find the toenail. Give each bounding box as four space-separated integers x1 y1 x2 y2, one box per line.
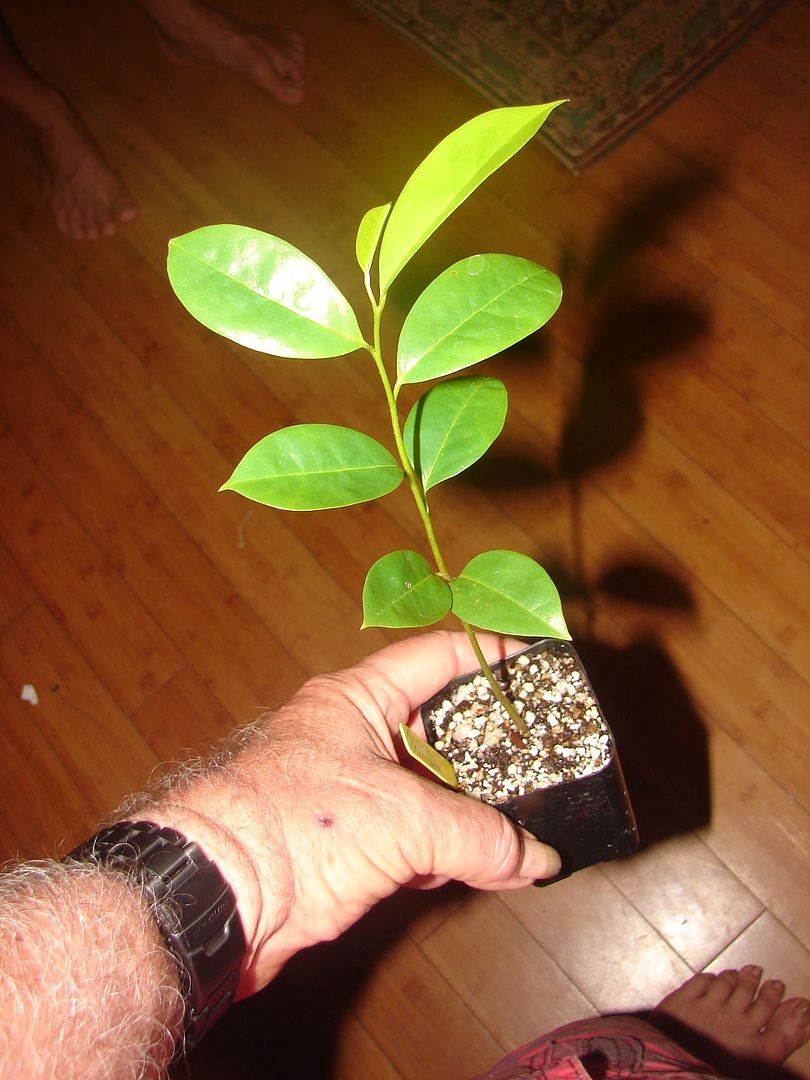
792 1000 809 1018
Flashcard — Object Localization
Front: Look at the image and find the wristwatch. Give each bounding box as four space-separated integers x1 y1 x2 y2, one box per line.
68 820 247 1050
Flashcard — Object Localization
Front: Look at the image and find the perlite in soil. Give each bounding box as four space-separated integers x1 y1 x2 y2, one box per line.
428 642 612 804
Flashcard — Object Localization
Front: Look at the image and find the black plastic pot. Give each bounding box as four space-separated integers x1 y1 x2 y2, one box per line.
421 638 638 880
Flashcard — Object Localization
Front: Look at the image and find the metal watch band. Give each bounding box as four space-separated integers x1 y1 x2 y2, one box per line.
68 820 247 1050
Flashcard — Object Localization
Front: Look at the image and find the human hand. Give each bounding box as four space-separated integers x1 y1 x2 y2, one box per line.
143 631 561 996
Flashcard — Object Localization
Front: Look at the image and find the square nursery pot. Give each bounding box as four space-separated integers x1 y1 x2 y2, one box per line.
421 638 638 880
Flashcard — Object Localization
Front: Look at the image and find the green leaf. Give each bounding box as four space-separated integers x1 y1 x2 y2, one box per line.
362 550 452 628
450 551 570 638
168 224 364 358
221 424 403 510
378 102 564 293
397 254 562 386
355 203 391 275
403 377 507 491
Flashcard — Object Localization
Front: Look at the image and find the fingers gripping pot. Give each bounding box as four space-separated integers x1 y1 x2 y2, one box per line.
421 639 638 880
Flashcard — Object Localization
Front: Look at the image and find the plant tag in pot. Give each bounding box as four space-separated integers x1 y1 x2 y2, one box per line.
400 723 460 789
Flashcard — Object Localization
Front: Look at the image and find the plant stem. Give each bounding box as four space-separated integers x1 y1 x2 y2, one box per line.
365 290 529 743
462 622 530 740
366 293 449 578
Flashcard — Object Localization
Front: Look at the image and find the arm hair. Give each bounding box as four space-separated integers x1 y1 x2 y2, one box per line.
0 859 185 1080
0 715 295 1077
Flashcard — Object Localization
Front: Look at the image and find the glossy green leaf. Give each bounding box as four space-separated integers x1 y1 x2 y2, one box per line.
362 550 452 628
450 550 570 638
168 224 364 358
378 102 564 293
403 377 507 491
221 424 403 510
397 254 562 386
355 203 391 275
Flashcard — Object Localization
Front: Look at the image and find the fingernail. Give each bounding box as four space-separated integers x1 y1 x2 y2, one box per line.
520 834 561 881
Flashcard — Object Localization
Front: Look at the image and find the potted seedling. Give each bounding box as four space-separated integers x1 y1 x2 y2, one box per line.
167 103 638 876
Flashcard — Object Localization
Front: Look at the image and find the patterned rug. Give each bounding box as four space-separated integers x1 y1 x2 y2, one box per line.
349 0 784 171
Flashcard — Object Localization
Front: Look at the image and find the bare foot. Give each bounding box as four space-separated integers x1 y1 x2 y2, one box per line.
651 966 810 1077
145 0 305 104
38 100 138 240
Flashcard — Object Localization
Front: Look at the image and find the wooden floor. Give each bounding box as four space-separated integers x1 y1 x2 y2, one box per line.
1 0 808 1076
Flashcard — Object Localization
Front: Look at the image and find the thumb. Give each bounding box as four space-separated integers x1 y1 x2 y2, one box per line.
421 782 561 889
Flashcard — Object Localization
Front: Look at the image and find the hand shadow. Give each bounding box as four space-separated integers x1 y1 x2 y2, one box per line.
178 884 468 1079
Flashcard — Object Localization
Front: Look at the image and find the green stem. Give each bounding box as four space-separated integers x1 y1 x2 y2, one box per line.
462 622 530 740
366 292 449 578
365 287 528 743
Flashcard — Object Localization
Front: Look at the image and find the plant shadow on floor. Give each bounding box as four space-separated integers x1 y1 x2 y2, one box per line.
458 164 726 846
575 632 710 846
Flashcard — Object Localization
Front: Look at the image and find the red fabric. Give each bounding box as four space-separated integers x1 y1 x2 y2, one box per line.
472 1016 722 1080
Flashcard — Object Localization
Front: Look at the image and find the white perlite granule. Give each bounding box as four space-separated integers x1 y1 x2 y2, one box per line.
429 645 612 804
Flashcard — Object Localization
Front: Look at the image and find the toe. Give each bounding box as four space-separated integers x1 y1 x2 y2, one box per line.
759 998 810 1064
264 51 305 103
728 965 762 1010
747 978 786 1030
63 199 89 240
266 28 305 79
276 79 305 105
739 963 763 981
113 194 139 225
703 970 739 1006
83 212 101 240
681 972 716 1000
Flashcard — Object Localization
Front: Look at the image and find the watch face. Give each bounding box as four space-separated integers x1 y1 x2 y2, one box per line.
69 821 246 1047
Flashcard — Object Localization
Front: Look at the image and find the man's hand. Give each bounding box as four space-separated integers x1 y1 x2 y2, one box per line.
146 631 561 996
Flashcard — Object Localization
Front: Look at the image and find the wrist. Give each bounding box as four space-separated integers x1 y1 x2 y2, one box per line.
70 819 248 1049
140 781 295 992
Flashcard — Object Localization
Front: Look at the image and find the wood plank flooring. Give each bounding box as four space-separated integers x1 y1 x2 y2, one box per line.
0 1 808 1076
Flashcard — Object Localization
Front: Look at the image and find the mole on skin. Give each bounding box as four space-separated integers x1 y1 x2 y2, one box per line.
316 814 335 828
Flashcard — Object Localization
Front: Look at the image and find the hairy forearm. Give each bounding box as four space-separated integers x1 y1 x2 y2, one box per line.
0 632 556 1076
0 715 294 1079
0 860 184 1080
